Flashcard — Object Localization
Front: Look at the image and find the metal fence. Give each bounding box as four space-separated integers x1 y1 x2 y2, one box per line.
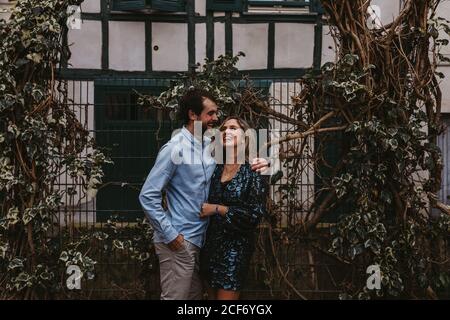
55 77 450 299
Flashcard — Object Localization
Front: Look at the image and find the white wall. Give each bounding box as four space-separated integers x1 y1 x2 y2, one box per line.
233 24 269 70
195 0 206 16
321 25 336 65
214 21 226 60
438 0 450 113
68 20 102 69
81 0 101 13
196 23 207 67
0 0 14 21
439 67 450 113
370 0 401 25
152 23 189 71
109 21 146 71
275 23 315 69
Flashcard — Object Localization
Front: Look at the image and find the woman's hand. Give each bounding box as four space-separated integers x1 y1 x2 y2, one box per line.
251 158 270 174
200 203 217 218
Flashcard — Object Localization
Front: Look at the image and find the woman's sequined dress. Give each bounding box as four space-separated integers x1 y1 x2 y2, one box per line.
200 162 268 291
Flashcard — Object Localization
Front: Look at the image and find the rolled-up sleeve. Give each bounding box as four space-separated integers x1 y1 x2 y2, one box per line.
139 143 179 244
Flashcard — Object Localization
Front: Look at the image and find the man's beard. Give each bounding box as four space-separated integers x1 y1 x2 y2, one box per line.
202 122 217 132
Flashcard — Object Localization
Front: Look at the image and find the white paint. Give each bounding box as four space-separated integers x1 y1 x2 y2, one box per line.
438 66 450 113
367 5 382 29
438 0 450 56
67 5 81 30
152 23 188 71
81 0 101 13
68 20 102 69
437 119 450 207
274 23 314 68
214 22 226 60
371 0 400 25
196 23 207 67
195 0 206 16
322 25 336 65
0 12 11 21
0 0 14 17
233 24 268 70
109 21 146 71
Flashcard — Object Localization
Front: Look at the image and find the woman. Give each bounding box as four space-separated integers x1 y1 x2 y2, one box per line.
199 116 269 300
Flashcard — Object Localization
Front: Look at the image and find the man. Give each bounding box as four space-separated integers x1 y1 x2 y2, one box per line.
139 89 268 300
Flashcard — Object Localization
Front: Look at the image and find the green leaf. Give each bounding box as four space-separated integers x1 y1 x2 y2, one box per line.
8 258 24 271
26 53 43 64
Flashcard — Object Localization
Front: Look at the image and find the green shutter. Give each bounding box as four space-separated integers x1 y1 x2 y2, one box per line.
207 0 245 12
94 78 173 223
310 0 324 14
113 0 185 12
152 0 186 12
112 0 150 11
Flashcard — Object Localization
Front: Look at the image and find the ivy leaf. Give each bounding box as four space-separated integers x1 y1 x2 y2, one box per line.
59 251 69 263
8 258 24 271
113 240 124 250
26 53 43 64
270 170 283 185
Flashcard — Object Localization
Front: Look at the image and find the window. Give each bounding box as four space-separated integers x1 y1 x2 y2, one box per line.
206 0 324 13
112 0 186 12
248 0 310 13
206 0 245 12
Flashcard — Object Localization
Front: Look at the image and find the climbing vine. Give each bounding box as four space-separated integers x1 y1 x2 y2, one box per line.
138 0 450 299
290 0 450 299
1 0 449 300
0 0 110 298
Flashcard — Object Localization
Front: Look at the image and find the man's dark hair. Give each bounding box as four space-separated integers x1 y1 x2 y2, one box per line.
178 88 217 125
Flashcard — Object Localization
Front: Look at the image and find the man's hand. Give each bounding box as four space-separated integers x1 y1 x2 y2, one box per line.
251 158 270 174
168 234 184 251
200 203 217 219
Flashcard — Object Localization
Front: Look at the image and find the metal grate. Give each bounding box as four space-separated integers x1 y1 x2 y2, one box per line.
55 77 450 299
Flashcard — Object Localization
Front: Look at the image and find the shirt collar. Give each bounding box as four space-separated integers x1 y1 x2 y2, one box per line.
181 126 210 147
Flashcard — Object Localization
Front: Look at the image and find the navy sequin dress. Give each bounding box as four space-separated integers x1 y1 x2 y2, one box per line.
200 162 268 291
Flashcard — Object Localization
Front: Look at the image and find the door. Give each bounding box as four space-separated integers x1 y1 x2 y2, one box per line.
94 79 174 223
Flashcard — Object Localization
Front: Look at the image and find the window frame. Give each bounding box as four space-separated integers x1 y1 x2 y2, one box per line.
247 0 311 9
94 78 173 223
206 0 323 14
111 0 186 13
111 0 149 11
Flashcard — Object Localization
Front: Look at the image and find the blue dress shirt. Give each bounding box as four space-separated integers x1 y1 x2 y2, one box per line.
139 127 216 248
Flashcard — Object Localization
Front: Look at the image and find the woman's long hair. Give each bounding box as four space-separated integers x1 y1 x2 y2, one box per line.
218 116 256 163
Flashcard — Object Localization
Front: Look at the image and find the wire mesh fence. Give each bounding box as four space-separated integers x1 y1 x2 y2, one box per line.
54 77 450 299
